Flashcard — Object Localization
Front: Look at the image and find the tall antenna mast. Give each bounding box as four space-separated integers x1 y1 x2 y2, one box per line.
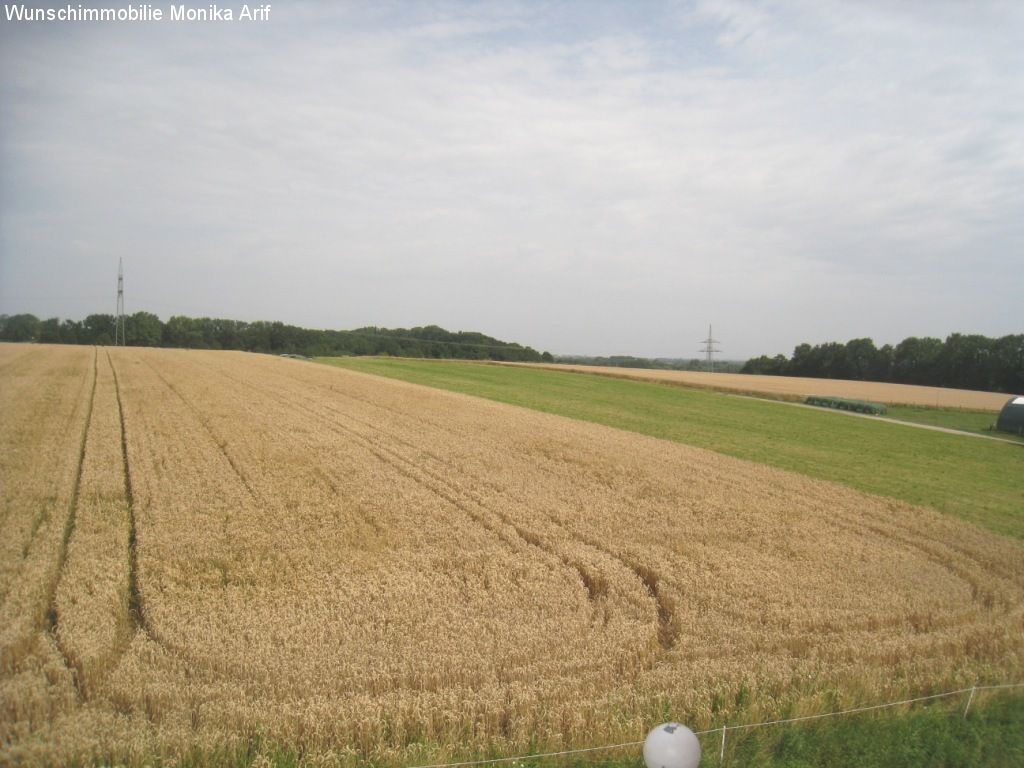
115 259 125 346
699 324 720 373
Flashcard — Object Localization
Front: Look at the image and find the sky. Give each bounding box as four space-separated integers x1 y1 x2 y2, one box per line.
1 1 1022 358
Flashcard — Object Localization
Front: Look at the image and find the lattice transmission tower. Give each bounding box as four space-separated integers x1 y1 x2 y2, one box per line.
115 259 125 346
699 324 720 373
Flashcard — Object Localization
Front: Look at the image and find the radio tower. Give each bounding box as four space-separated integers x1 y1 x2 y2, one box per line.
699 324 720 373
115 259 125 346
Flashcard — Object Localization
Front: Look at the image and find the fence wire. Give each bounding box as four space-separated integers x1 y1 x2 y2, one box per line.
406 682 1024 768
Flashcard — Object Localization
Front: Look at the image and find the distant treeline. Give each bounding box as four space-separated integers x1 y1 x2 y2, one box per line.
743 334 1024 394
555 355 744 373
0 312 551 362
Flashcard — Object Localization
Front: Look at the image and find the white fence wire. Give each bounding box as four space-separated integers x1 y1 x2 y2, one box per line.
406 682 1024 768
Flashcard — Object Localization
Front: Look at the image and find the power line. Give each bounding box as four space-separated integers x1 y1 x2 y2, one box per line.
698 324 720 372
114 259 125 346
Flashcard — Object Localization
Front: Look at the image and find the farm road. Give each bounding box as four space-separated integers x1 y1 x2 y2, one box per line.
723 393 1024 446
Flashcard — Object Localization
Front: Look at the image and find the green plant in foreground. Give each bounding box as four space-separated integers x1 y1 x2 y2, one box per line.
105 692 1024 767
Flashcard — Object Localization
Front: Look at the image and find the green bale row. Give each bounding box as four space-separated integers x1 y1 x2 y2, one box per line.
806 395 888 415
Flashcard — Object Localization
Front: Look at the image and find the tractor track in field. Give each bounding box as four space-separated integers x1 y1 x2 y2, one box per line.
139 357 262 503
199 361 562 562
107 351 147 639
9 346 1024 757
108 356 552 693
95 352 575 695
109 354 256 678
190 360 621 618
43 347 98 699
278 364 681 651
0 363 87 606
116 351 1022 702
224 359 682 655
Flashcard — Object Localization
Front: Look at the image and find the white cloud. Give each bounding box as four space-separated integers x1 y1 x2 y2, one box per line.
1 0 1021 356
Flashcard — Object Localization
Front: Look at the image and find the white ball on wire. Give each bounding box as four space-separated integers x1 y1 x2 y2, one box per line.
642 722 701 768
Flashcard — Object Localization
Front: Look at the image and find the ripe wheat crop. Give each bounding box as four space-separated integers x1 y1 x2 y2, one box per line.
1 343 1022 765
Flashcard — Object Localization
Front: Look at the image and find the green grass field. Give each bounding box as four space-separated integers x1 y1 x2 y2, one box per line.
885 404 1024 442
319 357 1024 539
686 690 1024 768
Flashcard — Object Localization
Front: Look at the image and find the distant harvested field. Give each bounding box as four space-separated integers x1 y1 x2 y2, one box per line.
2 344 1023 765
500 364 1013 410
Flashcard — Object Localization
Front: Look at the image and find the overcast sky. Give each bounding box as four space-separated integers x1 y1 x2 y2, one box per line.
1 1 1022 357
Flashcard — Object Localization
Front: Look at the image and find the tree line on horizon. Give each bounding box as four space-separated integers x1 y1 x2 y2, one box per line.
742 334 1024 394
554 354 745 373
0 312 551 362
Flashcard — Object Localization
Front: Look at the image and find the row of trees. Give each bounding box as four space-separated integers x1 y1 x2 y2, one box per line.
743 334 1024 393
554 355 744 373
0 313 551 362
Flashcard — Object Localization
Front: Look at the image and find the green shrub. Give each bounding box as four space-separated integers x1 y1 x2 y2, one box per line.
806 396 887 415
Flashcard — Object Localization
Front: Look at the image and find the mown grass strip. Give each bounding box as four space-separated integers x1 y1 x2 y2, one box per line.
319 358 1024 539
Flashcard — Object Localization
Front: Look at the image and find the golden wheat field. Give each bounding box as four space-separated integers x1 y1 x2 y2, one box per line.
1 343 1023 765
502 364 1012 410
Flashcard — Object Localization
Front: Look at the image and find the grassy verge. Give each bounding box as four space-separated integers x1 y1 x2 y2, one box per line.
706 692 1024 767
93 691 1024 766
692 690 1024 768
318 358 1024 539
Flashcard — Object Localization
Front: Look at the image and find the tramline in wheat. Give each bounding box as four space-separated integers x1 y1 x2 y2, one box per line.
1 343 1022 764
